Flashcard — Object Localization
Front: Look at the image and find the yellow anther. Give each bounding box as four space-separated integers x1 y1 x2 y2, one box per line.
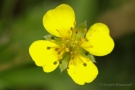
84 28 87 33
51 40 55 42
75 41 78 44
62 44 66 48
65 48 70 52
66 40 69 42
58 55 62 59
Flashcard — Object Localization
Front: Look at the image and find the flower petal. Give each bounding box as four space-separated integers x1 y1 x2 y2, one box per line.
67 55 98 85
43 4 75 39
43 60 59 73
81 23 115 56
29 40 62 72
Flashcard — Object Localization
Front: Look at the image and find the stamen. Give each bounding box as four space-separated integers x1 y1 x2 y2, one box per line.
70 27 73 30
66 40 69 42
58 55 62 59
85 51 89 56
80 37 83 41
58 51 61 55
55 48 59 51
86 39 89 42
62 44 65 48
75 41 78 44
53 61 57 65
70 51 73 54
75 30 79 34
71 56 74 60
56 29 64 39
83 63 87 67
47 47 51 50
65 48 70 52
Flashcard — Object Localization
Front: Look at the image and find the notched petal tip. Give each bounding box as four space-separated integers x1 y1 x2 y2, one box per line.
88 23 110 35
43 4 75 39
67 55 98 85
81 23 115 56
43 61 59 73
29 40 60 68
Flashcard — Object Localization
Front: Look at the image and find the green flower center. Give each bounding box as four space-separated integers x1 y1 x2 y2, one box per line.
44 22 95 71
63 22 87 54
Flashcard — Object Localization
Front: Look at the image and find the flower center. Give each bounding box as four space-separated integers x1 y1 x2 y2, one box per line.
62 22 88 58
64 39 79 54
44 22 97 71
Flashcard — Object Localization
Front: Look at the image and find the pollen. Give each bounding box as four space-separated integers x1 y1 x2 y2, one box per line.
65 48 70 52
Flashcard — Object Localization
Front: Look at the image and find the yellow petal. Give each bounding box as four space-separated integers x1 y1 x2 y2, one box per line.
86 23 110 36
43 60 59 73
81 23 115 56
67 55 98 85
43 4 75 39
29 40 61 72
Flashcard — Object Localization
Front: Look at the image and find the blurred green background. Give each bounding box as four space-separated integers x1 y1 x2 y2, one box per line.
0 0 135 90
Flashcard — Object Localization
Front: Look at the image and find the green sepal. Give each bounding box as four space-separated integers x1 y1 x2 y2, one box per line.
75 21 87 37
44 34 64 45
43 34 55 40
59 53 70 72
71 21 87 41
87 54 96 63
78 47 96 63
76 21 87 31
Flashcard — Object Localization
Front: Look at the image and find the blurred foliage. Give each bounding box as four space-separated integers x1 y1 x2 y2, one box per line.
0 0 135 90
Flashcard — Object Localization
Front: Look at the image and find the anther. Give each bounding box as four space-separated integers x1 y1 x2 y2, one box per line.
70 27 73 30
86 39 89 42
47 47 51 50
66 40 69 42
75 30 79 34
58 55 62 59
83 63 87 67
65 48 70 52
83 29 87 33
85 51 89 56
71 56 74 60
58 51 61 55
70 51 73 54
80 37 83 41
75 41 78 44
55 48 59 51
62 44 65 48
53 61 57 65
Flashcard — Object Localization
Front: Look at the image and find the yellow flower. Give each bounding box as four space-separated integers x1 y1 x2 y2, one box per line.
29 4 114 85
